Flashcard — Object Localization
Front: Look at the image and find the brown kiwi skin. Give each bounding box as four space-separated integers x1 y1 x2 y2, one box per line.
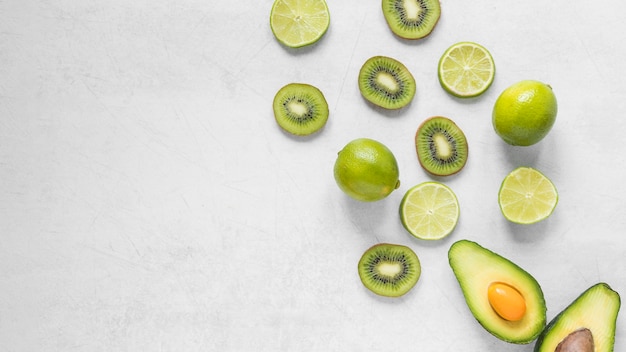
415 116 468 177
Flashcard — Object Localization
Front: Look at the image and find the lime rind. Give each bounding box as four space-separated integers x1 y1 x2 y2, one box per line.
438 41 495 98
333 138 400 202
498 167 558 224
269 0 330 48
400 181 460 240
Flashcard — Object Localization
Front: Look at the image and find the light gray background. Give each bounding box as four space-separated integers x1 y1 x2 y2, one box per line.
1 0 625 351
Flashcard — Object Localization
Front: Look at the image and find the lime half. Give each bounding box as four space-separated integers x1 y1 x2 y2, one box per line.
400 182 460 240
498 167 558 224
269 0 330 48
438 42 495 98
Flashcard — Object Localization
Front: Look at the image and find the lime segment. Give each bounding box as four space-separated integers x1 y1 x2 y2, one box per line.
269 0 330 48
498 167 558 224
400 182 460 240
438 42 495 98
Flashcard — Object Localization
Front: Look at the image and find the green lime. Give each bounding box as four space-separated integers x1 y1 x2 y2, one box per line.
498 166 558 224
438 42 495 98
492 80 558 146
269 0 330 48
333 138 400 202
400 182 459 240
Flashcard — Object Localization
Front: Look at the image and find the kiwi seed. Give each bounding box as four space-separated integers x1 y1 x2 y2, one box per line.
272 83 329 136
415 116 468 176
382 0 441 40
358 56 416 110
358 243 421 297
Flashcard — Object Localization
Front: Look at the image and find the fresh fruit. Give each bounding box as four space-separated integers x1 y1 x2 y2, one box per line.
415 116 468 176
381 0 441 40
498 166 558 224
448 240 547 344
272 83 329 136
358 56 416 110
438 41 495 98
492 80 558 146
534 283 621 352
334 138 400 202
269 0 330 48
400 181 459 240
358 243 421 297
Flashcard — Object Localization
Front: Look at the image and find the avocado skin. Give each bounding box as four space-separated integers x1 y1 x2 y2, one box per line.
534 282 621 352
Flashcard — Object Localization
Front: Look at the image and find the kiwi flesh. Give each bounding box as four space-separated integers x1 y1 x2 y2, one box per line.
382 0 441 40
358 56 416 110
272 83 329 136
358 243 421 297
415 116 468 176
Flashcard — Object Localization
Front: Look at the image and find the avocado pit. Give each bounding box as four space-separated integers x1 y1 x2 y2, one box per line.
487 282 527 321
555 328 594 352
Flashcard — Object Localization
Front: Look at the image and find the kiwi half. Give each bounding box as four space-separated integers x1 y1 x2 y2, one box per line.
358 243 421 297
415 116 468 176
272 83 329 136
358 56 416 110
382 0 441 40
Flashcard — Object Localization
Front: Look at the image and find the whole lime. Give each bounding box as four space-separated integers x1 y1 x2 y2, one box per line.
333 138 400 202
492 80 558 146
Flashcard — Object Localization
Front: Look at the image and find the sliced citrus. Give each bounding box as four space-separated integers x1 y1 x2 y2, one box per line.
498 167 558 224
269 0 330 48
438 42 495 98
400 182 460 240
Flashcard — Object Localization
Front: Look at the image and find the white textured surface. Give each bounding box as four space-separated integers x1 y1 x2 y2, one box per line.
1 0 625 351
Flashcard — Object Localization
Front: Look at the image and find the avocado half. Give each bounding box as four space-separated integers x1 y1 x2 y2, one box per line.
448 239 547 344
534 282 621 352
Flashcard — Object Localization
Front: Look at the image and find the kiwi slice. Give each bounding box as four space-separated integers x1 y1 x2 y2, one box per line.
415 116 468 176
358 56 416 110
358 243 421 297
272 83 329 136
382 0 441 40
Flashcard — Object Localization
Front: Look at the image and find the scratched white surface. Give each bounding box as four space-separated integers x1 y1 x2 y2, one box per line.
1 0 625 351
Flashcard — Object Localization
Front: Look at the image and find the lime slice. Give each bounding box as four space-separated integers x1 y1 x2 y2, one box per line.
498 167 558 224
400 182 460 240
269 0 330 48
438 42 495 98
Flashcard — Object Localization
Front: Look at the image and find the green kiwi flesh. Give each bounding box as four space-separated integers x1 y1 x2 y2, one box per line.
382 0 441 40
358 56 416 110
272 83 329 136
415 116 468 176
358 243 421 297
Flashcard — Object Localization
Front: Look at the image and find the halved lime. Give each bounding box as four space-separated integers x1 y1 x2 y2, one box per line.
438 42 495 98
400 182 460 240
498 167 558 224
269 0 330 48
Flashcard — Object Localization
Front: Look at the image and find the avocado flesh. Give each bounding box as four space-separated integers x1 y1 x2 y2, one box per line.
534 283 621 352
448 240 546 344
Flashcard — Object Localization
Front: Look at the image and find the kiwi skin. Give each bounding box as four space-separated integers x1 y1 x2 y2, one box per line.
358 56 416 110
382 0 442 40
357 243 421 298
415 116 468 176
272 83 329 136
